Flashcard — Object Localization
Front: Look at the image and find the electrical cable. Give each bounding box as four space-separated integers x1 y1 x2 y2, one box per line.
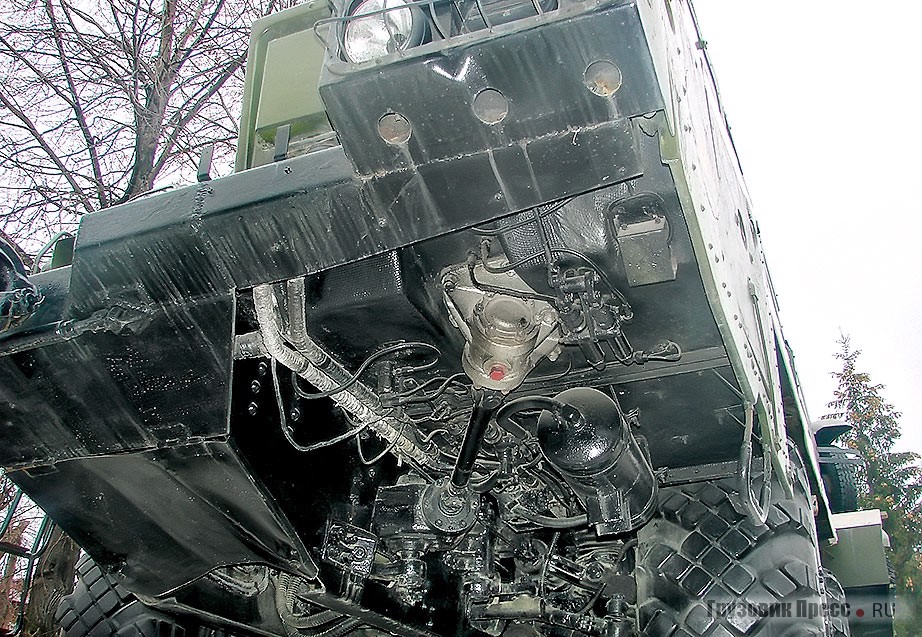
643 340 682 362
514 506 590 529
614 538 638 567
534 206 555 289
469 198 573 236
472 241 630 314
272 358 372 452
480 241 545 274
291 341 439 400
494 395 567 439
523 355 574 384
538 532 559 599
419 428 449 444
471 470 502 493
397 379 469 405
356 418 407 465
437 446 501 466
395 372 469 403
398 350 441 374
576 584 605 615
468 258 558 304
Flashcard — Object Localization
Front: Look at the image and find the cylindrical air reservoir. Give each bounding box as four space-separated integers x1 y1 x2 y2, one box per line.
537 387 657 535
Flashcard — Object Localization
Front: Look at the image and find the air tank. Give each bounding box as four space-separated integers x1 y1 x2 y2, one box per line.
537 387 657 535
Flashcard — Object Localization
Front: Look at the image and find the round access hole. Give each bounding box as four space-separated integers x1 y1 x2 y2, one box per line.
377 112 412 145
584 60 623 97
472 88 509 125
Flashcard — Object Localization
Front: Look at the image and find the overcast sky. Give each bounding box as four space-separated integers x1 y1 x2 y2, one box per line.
691 2 922 455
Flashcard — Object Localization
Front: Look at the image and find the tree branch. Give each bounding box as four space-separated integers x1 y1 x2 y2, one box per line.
43 0 108 208
0 88 94 214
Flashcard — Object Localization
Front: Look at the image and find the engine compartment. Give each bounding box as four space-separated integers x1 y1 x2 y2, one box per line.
224 164 753 634
0 114 771 637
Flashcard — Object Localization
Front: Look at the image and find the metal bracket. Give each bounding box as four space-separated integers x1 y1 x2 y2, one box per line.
322 521 378 577
196 144 214 182
274 124 292 162
657 460 739 486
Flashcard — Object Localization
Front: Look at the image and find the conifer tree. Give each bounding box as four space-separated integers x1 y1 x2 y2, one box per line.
827 336 922 631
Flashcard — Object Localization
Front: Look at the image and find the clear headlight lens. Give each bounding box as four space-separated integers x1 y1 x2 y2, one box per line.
343 0 426 63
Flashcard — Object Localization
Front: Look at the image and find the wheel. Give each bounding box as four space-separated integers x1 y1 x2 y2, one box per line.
637 446 828 636
55 554 192 637
820 447 860 513
821 568 850 637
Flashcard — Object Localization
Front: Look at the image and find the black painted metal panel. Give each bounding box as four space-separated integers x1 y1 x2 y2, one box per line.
8 441 313 598
0 294 233 469
320 2 662 176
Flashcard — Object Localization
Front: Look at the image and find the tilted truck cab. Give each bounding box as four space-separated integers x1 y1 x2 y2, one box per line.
0 0 893 635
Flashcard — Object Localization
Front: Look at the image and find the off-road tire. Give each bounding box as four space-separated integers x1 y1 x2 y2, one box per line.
55 554 191 637
637 447 828 636
821 449 860 513
821 568 850 637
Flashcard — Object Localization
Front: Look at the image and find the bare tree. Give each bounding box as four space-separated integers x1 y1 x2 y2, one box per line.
1 520 30 631
1 476 27 630
21 528 78 637
1 474 52 636
0 0 295 630
0 0 288 251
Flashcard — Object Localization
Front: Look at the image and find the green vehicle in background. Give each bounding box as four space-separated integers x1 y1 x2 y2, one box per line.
0 0 895 635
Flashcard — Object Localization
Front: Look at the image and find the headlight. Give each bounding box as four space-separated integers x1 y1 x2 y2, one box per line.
343 0 428 63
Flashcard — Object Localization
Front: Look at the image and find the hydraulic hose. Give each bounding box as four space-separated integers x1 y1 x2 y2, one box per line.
275 573 361 637
739 401 772 525
253 283 434 467
513 508 589 529
494 396 568 441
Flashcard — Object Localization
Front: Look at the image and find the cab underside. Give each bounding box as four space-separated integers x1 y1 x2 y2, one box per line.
0 1 832 635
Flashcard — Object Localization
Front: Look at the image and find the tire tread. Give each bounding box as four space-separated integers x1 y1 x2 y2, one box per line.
55 554 192 637
638 448 829 637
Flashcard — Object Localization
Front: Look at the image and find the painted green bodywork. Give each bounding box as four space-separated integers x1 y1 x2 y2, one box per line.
823 510 891 589
235 1 330 172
